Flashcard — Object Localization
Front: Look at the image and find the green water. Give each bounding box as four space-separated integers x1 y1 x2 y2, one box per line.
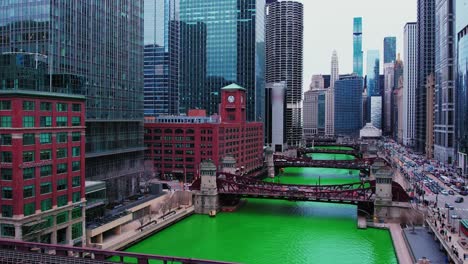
314 145 355 151
307 153 356 161
265 167 360 185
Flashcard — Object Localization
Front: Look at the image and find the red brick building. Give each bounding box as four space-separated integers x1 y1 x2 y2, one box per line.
144 84 264 181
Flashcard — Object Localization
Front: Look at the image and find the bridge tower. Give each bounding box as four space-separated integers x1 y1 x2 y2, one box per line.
265 147 275 178
372 159 394 222
221 155 237 175
194 160 220 214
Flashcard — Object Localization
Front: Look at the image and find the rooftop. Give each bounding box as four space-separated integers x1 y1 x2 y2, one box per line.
221 83 246 91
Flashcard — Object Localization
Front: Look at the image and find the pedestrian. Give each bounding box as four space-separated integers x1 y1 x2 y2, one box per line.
449 236 452 242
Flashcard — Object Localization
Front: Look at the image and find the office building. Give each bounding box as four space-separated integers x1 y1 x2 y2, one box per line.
334 75 363 136
384 37 397 63
326 51 339 136
0 1 145 202
416 0 436 153
367 50 380 125
371 96 382 129
403 22 418 147
303 88 326 137
178 0 265 122
0 53 85 245
265 82 287 152
331 50 339 89
310 75 325 90
353 17 364 76
383 63 395 134
266 0 303 146
434 0 456 164
144 84 263 180
426 74 435 159
393 55 404 140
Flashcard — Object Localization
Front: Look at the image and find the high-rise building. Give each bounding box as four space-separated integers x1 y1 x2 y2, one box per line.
416 0 436 153
266 0 303 146
144 0 179 116
353 18 364 77
392 54 404 140
310 75 325 90
456 0 468 174
326 51 339 136
367 50 381 126
0 1 145 201
178 0 265 122
331 50 339 89
370 96 382 129
334 75 363 136
403 22 418 147
383 63 395 134
0 53 86 245
426 74 435 159
384 37 397 63
265 82 287 152
303 89 326 137
434 0 456 164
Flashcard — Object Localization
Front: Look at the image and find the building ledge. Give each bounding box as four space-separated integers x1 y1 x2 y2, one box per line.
86 147 147 158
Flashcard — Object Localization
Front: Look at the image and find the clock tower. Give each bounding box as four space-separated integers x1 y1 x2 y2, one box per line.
220 83 246 123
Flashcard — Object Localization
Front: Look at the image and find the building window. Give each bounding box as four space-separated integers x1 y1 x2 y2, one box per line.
1 168 12 180
1 152 12 162
57 178 67 190
23 101 35 111
57 132 68 143
71 117 81 126
72 161 80 171
72 192 81 203
40 102 52 111
56 211 69 225
2 187 12 199
56 116 67 127
0 116 12 127
40 116 52 127
71 207 82 219
39 150 51 160
0 134 12 145
72 147 80 157
40 165 52 177
57 163 67 174
23 203 35 216
23 167 35 180
0 101 11 110
1 205 12 218
72 104 81 112
56 103 68 112
22 116 35 127
23 151 35 162
23 185 35 198
40 182 52 194
39 133 52 144
23 133 35 145
57 195 68 207
57 148 67 159
1 224 15 237
72 132 81 141
41 198 52 211
72 176 81 187
72 222 83 239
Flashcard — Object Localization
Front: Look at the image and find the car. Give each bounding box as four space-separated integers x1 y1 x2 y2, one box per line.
441 190 449 196
448 190 455 195
460 190 468 196
455 197 464 203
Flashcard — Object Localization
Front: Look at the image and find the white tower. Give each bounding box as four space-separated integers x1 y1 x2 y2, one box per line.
325 51 339 136
330 50 339 89
403 22 417 147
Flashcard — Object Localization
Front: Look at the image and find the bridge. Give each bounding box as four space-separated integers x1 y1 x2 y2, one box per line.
304 141 361 150
297 147 361 157
273 157 370 172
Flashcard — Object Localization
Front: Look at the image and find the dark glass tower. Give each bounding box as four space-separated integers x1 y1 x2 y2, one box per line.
0 0 145 201
334 75 363 136
384 37 397 63
353 17 363 77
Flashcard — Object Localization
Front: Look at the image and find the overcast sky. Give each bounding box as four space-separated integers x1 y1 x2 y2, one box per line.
302 0 417 89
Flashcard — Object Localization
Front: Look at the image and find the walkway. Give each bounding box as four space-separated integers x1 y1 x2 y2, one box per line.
387 223 414 264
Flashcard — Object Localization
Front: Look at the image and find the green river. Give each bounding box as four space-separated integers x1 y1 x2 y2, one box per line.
120 153 397 264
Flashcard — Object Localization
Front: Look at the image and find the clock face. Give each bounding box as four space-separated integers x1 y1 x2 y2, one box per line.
228 95 235 103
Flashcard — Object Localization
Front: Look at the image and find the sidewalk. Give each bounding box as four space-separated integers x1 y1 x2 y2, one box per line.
387 223 414 264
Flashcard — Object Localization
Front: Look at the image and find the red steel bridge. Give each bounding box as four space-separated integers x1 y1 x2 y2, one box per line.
273 156 372 172
304 141 360 150
296 147 361 157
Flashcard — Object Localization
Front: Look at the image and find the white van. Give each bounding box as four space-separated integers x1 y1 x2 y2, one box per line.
440 176 450 184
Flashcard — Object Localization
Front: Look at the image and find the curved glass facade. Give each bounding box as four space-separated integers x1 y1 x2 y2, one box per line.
458 34 468 153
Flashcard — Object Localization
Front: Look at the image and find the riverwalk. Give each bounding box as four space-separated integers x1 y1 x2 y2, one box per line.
370 222 414 264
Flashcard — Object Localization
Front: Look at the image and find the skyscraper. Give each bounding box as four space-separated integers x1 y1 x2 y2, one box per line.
392 54 404 140
266 0 303 146
178 0 265 122
326 51 339 136
334 75 363 136
434 0 456 164
353 17 364 77
303 88 326 137
383 37 397 63
383 63 395 134
416 0 436 153
0 1 145 201
331 50 339 89
403 22 418 147
367 50 381 96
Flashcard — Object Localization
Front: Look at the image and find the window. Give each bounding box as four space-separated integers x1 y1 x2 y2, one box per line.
56 103 68 112
40 150 51 160
72 176 81 187
40 116 52 127
40 165 52 177
1 224 15 237
72 222 83 239
2 187 12 199
1 152 12 162
23 101 35 111
72 132 81 141
1 205 12 218
40 182 52 194
0 134 12 145
57 148 67 159
41 198 52 211
0 101 11 110
57 163 67 174
57 132 68 143
23 133 35 145
72 207 82 219
72 192 81 203
72 147 80 157
1 168 12 180
57 195 68 207
23 203 35 216
72 161 80 171
0 116 12 127
56 211 69 225
57 178 67 190
40 102 51 111
22 116 35 127
23 167 35 180
72 104 81 112
23 151 35 162
23 185 35 198
39 133 52 144
72 116 81 126
56 116 67 126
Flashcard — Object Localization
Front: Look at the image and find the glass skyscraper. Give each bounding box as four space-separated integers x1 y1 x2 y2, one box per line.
367 50 380 96
0 0 145 201
384 37 397 63
334 75 363 136
353 17 363 77
178 0 265 121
